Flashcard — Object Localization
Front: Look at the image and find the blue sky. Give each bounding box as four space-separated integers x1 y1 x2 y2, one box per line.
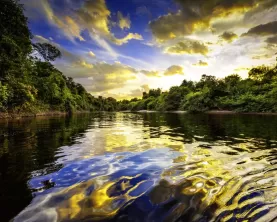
22 0 277 99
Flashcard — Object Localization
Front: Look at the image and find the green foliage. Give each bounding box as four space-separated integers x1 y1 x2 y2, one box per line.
0 82 9 110
119 61 277 113
0 0 119 114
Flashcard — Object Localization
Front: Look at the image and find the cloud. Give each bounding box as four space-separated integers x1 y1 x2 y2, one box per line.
141 84 150 92
126 85 151 98
25 0 143 47
117 12 131 30
31 0 85 42
63 62 139 93
75 61 94 69
149 0 261 42
266 35 277 45
140 70 161 77
164 39 209 55
149 12 193 43
193 60 209 66
88 51 96 57
33 35 141 93
136 6 152 18
164 65 184 76
242 21 277 36
219 31 238 43
113 33 143 45
252 54 272 59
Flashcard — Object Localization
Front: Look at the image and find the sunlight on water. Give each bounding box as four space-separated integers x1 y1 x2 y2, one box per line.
2 113 277 221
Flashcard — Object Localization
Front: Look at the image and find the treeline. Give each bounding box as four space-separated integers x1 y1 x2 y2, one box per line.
118 63 277 113
0 0 117 114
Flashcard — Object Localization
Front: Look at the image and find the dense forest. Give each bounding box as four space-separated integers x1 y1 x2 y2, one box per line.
1 0 277 116
0 0 118 115
119 62 277 113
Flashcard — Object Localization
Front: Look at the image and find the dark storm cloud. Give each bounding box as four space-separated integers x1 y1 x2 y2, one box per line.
219 31 238 43
243 21 277 36
149 0 277 42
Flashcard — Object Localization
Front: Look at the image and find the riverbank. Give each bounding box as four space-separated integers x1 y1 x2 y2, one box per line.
0 110 91 119
121 110 277 115
2 109 277 119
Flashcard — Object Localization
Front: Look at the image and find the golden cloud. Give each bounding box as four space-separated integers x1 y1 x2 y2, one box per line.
164 65 184 76
117 12 131 30
113 33 143 46
76 61 94 69
165 39 209 55
149 12 197 43
219 31 238 43
35 0 85 41
140 70 161 77
252 54 273 60
29 0 142 46
141 84 150 92
84 62 138 92
76 0 111 35
149 0 261 42
88 51 96 57
193 60 209 66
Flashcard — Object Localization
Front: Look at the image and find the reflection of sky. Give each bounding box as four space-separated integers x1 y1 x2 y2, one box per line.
14 113 277 221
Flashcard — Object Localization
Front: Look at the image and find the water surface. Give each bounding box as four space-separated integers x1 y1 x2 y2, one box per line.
1 113 277 221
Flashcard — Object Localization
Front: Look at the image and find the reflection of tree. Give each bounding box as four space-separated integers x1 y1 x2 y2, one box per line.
142 113 277 146
0 114 94 221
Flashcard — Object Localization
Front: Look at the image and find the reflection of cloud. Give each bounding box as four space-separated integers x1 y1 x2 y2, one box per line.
165 39 209 55
164 65 184 76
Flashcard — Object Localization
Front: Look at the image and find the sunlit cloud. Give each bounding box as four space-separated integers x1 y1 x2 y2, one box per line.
164 39 209 55
140 70 161 77
193 60 209 67
164 65 184 76
117 12 131 30
88 51 96 57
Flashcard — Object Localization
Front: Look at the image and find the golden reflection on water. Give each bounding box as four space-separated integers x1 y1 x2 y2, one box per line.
12 113 277 221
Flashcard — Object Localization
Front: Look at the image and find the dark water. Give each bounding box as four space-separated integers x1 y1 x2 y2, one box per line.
1 113 277 221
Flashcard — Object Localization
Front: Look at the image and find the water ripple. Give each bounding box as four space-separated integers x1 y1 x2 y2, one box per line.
2 113 277 221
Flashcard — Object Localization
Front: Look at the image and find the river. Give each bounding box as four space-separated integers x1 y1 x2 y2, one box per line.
1 112 277 221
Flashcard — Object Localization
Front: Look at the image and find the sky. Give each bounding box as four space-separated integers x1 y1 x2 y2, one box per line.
22 0 277 99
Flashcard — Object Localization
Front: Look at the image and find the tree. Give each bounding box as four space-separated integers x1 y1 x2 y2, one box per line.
32 43 61 62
